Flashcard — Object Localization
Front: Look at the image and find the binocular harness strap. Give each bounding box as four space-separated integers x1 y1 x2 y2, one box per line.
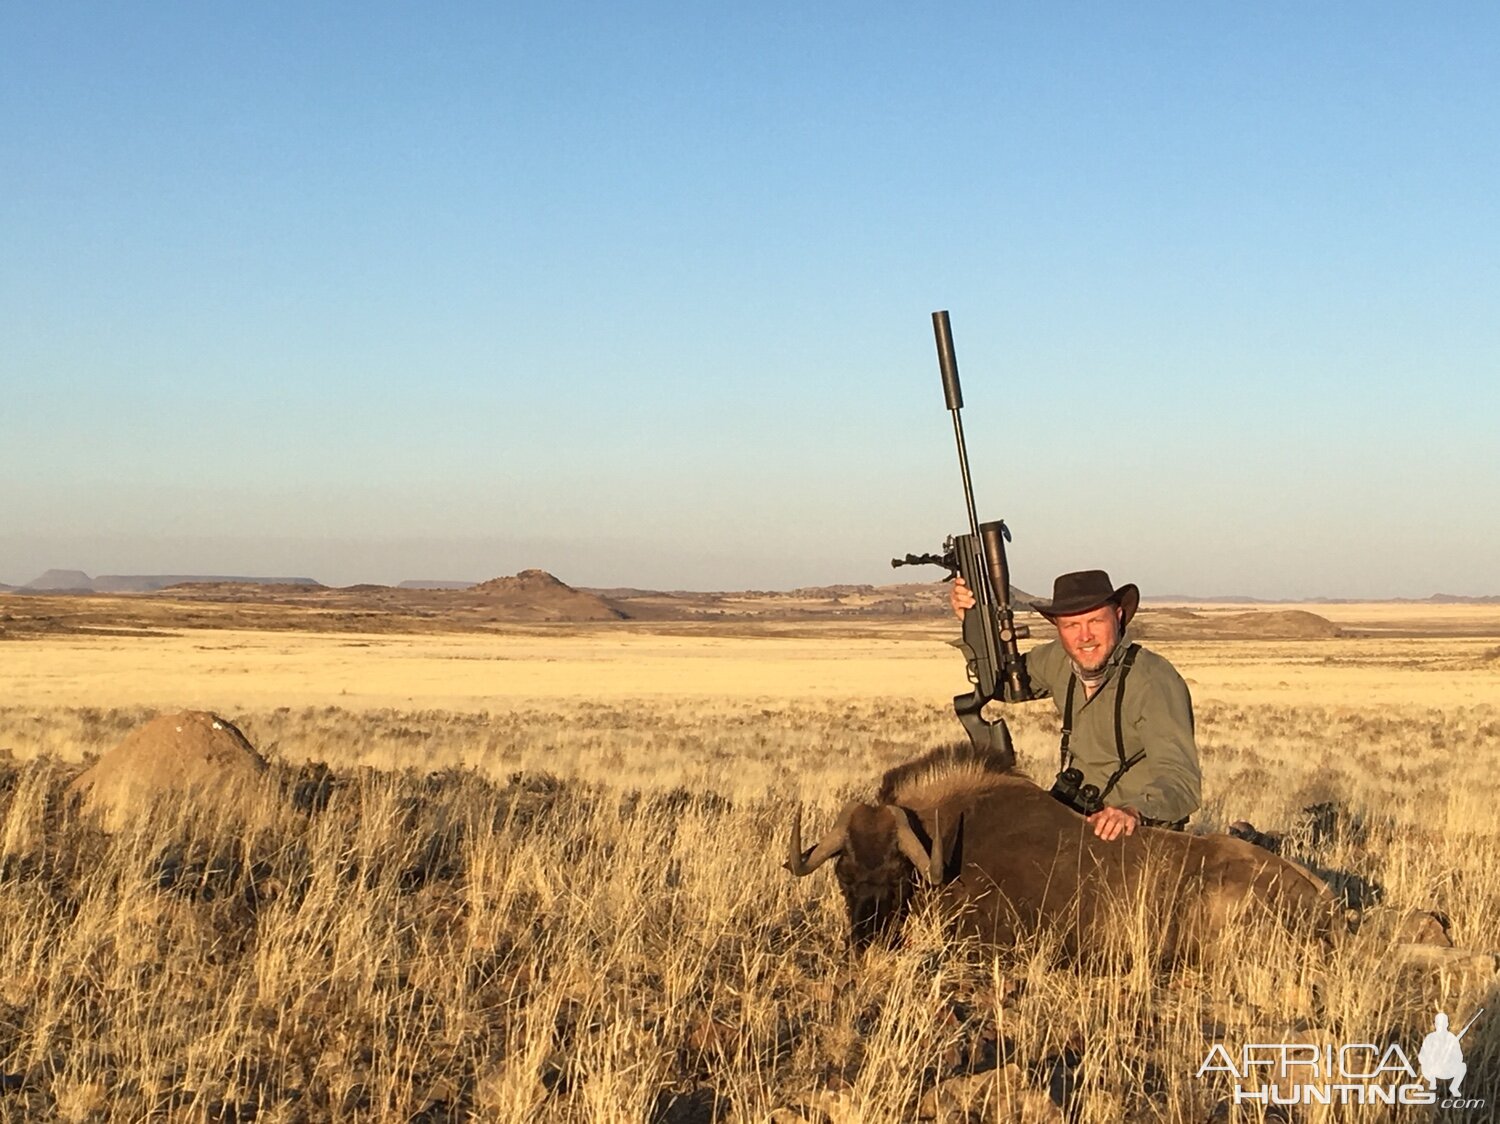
1059 643 1145 803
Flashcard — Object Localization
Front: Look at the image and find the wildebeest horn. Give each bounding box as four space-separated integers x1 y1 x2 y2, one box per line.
785 800 859 877
888 805 946 885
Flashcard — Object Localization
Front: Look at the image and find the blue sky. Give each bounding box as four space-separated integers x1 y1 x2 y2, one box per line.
4 3 1496 596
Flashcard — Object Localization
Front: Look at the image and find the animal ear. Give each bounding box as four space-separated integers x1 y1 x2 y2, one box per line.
941 813 965 878
922 809 964 883
887 805 945 885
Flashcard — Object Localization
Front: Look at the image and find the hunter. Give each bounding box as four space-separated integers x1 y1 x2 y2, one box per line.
951 569 1201 841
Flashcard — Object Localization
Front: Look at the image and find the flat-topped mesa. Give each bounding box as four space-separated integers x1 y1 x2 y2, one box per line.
21 569 94 591
105 575 321 593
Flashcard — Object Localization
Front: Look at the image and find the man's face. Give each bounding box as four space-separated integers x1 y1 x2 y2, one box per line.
1055 603 1124 672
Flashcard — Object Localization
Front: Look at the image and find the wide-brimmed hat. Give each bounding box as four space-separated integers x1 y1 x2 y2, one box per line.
1029 570 1139 628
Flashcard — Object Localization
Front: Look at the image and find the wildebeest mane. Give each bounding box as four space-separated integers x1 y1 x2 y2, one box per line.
877 741 1023 807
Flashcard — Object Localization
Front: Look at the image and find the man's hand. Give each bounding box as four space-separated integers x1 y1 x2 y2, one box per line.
1087 806 1140 842
950 575 976 620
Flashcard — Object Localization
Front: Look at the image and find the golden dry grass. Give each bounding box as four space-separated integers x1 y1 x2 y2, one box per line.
6 614 1499 714
0 606 1497 1121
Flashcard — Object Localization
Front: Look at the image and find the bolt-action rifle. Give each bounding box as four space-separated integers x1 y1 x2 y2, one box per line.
892 311 1038 752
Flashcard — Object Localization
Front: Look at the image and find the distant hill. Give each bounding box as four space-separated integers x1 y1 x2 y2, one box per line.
5 563 1493 638
1131 606 1343 640
157 580 329 597
14 571 322 595
97 575 321 593
586 581 1037 620
22 569 95 592
472 569 628 621
6 563 1492 610
1234 609 1343 637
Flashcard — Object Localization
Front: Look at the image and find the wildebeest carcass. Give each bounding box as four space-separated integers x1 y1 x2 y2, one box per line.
786 742 1342 960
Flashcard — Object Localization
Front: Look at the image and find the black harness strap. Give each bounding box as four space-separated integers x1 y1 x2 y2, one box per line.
1101 643 1146 802
1060 643 1145 802
1059 675 1078 770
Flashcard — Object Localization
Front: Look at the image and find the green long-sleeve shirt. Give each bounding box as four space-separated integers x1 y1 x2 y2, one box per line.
1018 635 1201 823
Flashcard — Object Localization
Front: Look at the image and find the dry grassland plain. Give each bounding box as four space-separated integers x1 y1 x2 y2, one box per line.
1 601 1498 1121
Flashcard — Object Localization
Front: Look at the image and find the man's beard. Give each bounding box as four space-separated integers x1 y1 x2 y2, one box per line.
1068 635 1118 680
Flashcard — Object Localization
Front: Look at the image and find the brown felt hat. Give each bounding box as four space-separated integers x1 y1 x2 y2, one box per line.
1029 570 1139 628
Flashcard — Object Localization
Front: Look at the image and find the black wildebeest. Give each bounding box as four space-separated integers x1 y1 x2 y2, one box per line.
786 742 1342 959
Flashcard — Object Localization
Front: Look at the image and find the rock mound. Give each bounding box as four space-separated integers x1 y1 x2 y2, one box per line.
1134 607 1342 640
1220 609 1343 638
65 710 268 832
472 569 570 595
470 570 628 621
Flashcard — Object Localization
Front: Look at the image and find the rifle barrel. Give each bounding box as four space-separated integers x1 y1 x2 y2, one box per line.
932 311 984 545
933 310 963 410
1456 1008 1485 1039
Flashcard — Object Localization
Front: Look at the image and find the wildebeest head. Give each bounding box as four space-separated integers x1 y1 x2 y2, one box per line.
786 800 947 950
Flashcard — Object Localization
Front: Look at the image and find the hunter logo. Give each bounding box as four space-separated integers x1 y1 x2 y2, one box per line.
1419 1010 1480 1098
1197 1009 1486 1110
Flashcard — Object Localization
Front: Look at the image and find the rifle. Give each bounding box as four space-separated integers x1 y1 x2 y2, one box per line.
1456 1008 1484 1040
892 311 1038 752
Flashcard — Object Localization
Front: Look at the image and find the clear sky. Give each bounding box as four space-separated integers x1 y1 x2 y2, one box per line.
4 3 1496 597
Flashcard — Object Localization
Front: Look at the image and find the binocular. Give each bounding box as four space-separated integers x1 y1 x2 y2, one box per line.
1050 768 1103 816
